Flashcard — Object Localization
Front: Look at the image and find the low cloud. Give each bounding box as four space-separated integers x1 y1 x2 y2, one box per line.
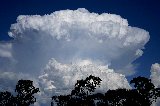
150 63 160 87
150 63 160 106
39 59 131 95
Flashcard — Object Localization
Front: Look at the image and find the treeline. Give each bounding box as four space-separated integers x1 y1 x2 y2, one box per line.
0 80 39 106
52 75 160 106
1 75 160 106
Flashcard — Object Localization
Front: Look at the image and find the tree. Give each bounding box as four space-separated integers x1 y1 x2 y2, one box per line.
0 80 39 106
52 75 102 106
105 88 150 106
71 75 102 96
15 80 40 106
0 91 16 106
130 76 160 105
52 75 160 106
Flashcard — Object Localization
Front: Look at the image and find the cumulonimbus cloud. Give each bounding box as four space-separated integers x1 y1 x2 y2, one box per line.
2 8 149 76
0 8 150 105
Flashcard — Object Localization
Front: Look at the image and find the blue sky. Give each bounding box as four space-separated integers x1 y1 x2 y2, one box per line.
0 0 160 81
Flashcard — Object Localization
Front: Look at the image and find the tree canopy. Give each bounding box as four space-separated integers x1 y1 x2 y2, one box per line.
0 80 39 106
52 75 160 106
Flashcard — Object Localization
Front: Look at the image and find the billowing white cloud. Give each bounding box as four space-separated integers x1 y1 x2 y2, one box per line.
4 8 149 75
35 59 131 105
0 8 150 105
39 59 131 95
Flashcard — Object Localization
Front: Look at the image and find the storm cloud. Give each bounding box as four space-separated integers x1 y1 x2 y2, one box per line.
0 8 150 105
